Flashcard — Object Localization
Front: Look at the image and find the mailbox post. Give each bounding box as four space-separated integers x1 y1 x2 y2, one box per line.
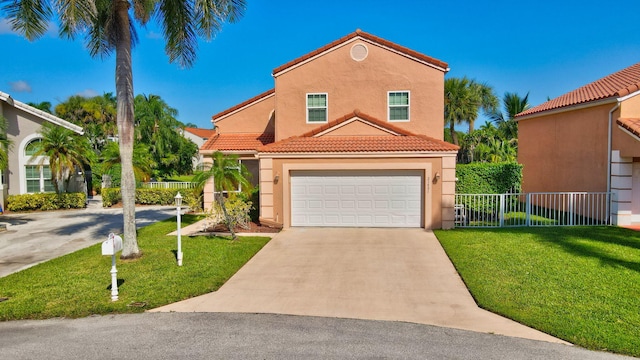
101 233 123 301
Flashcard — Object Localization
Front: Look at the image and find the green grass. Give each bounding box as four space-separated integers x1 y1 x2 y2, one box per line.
0 214 270 320
434 226 640 357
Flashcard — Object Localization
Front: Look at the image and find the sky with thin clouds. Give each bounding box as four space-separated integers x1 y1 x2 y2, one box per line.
1 0 639 129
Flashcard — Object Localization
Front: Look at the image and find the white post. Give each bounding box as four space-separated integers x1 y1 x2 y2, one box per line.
176 192 183 266
110 254 118 301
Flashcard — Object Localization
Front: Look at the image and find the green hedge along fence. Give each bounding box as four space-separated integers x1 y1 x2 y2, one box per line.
456 162 523 194
102 188 201 208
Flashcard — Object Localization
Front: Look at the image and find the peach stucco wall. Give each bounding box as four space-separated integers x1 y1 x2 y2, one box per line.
273 39 445 141
214 95 275 134
258 156 450 229
518 103 612 193
322 120 394 136
615 96 640 158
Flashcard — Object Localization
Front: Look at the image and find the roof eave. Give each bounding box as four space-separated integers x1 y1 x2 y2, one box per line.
515 97 618 122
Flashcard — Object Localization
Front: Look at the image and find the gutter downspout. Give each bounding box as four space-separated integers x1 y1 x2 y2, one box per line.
607 102 620 225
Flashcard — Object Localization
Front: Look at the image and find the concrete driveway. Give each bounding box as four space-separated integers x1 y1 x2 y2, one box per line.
0 202 175 277
153 227 564 344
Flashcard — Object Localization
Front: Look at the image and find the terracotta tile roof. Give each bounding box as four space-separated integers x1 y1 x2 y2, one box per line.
258 111 458 153
212 88 275 120
617 118 640 139
272 29 448 75
301 110 414 137
184 127 215 139
201 133 275 152
518 62 640 117
259 135 458 153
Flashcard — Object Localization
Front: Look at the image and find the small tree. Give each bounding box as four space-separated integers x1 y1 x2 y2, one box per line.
32 123 93 193
193 151 252 240
0 115 11 170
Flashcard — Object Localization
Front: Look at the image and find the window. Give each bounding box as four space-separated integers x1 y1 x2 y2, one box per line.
307 93 327 123
388 91 410 121
25 165 54 193
25 138 42 156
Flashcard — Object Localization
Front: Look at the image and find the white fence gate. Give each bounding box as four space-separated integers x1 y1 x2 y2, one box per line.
455 192 612 228
142 182 197 190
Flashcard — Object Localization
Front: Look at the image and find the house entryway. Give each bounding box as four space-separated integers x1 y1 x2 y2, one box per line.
289 170 423 227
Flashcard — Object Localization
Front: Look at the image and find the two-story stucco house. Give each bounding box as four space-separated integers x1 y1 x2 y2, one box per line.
0 91 86 208
200 30 459 229
516 62 640 226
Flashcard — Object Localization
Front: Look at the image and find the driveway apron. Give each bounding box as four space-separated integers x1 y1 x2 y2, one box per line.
152 227 564 344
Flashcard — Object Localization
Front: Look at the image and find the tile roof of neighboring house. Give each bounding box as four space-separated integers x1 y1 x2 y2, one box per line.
184 127 215 139
517 62 640 117
0 90 84 134
201 132 275 152
272 29 449 76
617 118 640 140
259 111 458 153
212 88 275 121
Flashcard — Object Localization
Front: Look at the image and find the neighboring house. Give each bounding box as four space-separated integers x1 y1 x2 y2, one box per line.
181 127 216 169
516 62 640 226
0 91 85 207
200 30 459 229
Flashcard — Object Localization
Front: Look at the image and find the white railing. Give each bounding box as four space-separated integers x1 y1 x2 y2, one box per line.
142 182 197 190
455 192 612 228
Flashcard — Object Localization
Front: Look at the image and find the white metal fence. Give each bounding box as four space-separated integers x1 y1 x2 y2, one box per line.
142 182 197 190
454 192 612 228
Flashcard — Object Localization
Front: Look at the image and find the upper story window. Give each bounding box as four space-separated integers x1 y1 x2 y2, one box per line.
25 138 43 156
307 93 328 123
388 91 410 122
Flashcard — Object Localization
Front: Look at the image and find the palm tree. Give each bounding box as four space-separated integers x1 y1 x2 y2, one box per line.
488 92 530 140
32 123 94 193
193 151 252 240
0 115 11 170
100 141 155 183
2 0 245 258
444 77 498 145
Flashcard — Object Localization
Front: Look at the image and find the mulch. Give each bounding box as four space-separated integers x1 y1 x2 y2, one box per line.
204 221 281 234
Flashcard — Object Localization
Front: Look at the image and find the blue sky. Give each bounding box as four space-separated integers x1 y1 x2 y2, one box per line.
1 0 639 129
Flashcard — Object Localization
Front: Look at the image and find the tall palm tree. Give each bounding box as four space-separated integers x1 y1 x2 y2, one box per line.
193 151 252 240
444 77 498 145
488 92 530 140
1 0 245 258
32 123 94 193
100 140 155 183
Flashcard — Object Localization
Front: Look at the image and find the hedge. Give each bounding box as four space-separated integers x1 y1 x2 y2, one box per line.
456 162 523 194
7 193 87 212
102 188 200 208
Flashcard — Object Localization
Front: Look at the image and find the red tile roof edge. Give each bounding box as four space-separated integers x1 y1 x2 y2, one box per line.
200 132 275 152
617 118 640 140
257 135 459 153
517 62 640 118
212 88 275 121
299 110 416 138
272 29 448 75
184 127 215 138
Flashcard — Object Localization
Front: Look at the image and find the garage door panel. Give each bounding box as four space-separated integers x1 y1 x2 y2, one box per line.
291 171 423 228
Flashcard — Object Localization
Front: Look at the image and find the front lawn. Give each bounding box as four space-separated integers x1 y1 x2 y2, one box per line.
0 214 270 320
435 226 640 357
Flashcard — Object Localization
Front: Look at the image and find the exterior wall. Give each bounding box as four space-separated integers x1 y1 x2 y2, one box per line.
323 120 394 137
214 95 275 134
614 95 640 158
620 93 640 118
518 103 612 193
258 156 449 229
4 105 48 196
273 39 445 141
611 150 633 225
183 131 207 169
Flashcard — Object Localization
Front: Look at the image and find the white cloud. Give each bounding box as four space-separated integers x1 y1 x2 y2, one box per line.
0 19 58 36
146 31 162 40
0 19 16 35
76 89 99 98
10 80 32 93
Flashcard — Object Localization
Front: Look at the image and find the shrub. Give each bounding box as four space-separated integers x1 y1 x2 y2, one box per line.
102 187 199 208
204 196 252 231
7 193 86 212
456 162 522 194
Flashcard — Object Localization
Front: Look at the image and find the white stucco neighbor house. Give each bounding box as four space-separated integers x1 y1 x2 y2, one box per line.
0 91 86 208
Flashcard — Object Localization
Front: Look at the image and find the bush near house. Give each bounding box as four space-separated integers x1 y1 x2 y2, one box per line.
102 188 200 208
456 162 522 194
7 193 86 212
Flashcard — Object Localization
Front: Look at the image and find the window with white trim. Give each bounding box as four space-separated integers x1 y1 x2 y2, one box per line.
25 138 42 156
25 165 54 193
307 93 328 123
388 91 410 121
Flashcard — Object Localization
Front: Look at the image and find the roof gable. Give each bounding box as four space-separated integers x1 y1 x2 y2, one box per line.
517 62 640 118
184 127 215 139
617 118 640 141
272 30 449 77
301 110 414 138
0 91 84 134
212 89 275 121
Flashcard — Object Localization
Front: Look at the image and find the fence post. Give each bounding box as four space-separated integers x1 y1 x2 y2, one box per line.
569 193 574 226
525 193 531 227
499 194 505 227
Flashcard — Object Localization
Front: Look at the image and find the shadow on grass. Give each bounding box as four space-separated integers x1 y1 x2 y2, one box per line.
106 278 125 290
463 226 640 273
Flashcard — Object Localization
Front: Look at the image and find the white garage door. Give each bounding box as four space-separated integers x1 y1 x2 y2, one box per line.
290 170 423 227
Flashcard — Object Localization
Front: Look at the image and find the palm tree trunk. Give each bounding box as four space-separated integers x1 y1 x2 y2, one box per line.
115 0 140 259
449 121 458 145
216 193 237 240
